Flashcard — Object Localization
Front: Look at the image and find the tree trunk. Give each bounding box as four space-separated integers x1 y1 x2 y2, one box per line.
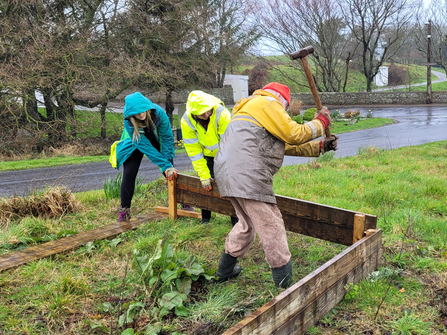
165 89 174 126
100 104 107 139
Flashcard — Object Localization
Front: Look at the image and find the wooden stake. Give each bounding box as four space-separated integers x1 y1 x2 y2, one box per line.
168 177 177 220
353 213 366 243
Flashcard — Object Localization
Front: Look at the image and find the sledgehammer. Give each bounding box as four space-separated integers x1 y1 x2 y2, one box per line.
290 46 331 138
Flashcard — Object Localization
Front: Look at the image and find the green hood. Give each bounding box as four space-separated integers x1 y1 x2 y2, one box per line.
123 92 156 119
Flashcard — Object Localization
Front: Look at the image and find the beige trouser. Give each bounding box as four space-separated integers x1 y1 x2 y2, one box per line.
225 197 291 269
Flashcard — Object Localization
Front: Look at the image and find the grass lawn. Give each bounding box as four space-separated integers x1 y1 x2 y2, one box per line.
0 141 446 334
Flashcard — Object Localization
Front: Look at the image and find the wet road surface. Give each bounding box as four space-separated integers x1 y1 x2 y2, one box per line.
1 105 446 198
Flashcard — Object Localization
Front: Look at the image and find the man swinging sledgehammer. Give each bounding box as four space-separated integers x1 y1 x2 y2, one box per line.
213 82 338 288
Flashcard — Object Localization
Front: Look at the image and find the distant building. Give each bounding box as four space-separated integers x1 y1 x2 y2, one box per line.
224 74 249 104
374 66 389 87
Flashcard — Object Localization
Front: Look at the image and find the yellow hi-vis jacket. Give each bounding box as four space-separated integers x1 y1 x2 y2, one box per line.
180 91 231 180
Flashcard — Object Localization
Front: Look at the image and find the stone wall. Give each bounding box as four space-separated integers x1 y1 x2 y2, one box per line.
291 91 447 106
115 85 234 105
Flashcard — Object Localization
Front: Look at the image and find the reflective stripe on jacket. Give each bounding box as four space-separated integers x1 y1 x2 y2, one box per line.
214 89 324 204
181 104 231 180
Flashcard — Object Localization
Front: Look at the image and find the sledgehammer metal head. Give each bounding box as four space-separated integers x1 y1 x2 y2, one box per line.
290 46 314 60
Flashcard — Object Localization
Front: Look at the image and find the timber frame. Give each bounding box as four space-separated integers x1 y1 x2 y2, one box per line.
156 174 382 335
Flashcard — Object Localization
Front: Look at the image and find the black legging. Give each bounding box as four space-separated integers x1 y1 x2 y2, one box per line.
201 156 215 221
120 149 144 208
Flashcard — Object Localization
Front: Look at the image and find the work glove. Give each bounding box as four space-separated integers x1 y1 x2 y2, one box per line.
319 135 339 154
313 106 332 130
164 167 178 181
201 178 212 191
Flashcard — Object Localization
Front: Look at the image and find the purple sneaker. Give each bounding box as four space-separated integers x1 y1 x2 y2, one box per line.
181 204 195 212
117 207 131 221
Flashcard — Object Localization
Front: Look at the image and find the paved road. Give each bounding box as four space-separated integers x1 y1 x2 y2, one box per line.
1 105 446 198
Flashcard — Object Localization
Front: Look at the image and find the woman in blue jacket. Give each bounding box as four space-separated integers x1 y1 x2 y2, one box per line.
115 92 177 221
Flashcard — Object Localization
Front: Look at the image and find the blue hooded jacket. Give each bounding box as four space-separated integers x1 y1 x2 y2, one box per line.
115 92 175 172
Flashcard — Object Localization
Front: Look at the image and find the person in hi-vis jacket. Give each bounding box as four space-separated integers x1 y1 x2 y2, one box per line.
181 90 238 225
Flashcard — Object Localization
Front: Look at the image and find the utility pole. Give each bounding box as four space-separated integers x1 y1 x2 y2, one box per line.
426 20 432 104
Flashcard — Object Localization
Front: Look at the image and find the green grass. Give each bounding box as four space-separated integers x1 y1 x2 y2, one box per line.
0 117 393 171
0 155 110 171
330 117 394 133
394 80 447 92
1 141 447 334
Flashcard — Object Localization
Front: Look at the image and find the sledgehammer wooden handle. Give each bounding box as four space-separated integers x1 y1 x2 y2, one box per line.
301 57 331 138
291 46 331 137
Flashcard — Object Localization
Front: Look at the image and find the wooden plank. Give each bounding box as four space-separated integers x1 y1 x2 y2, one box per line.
0 212 168 272
276 196 376 231
282 213 354 246
274 246 381 334
155 206 201 219
175 174 377 245
168 178 177 219
177 189 236 216
222 229 382 335
353 213 366 243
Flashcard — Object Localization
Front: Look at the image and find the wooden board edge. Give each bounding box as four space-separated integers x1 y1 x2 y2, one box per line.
155 206 202 219
0 213 168 273
221 229 382 335
273 246 382 334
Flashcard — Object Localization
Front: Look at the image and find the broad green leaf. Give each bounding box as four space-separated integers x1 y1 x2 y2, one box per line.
87 320 110 332
121 329 135 335
149 275 158 288
158 307 171 319
175 277 191 295
119 313 126 327
184 262 205 276
174 305 188 317
126 302 145 323
145 323 162 335
161 268 178 283
102 302 113 312
107 237 123 248
159 291 184 309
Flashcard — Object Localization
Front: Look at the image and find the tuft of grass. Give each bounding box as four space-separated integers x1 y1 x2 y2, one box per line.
386 311 434 335
0 187 83 228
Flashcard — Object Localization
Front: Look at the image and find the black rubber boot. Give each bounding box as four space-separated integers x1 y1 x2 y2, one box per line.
272 260 293 289
215 252 242 283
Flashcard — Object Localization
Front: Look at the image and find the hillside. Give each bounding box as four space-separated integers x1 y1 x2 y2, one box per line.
234 55 440 93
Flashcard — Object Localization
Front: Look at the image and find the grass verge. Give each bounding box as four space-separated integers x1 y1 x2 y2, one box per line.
0 141 446 334
0 117 392 171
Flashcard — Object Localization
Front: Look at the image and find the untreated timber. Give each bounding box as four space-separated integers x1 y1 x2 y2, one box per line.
155 206 202 219
175 174 376 245
168 178 177 219
0 212 167 272
222 229 382 335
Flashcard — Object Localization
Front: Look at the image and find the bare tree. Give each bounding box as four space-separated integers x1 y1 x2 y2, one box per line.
414 0 447 73
191 0 260 88
256 0 359 92
340 0 420 91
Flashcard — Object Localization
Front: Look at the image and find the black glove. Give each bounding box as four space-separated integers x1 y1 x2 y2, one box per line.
320 135 339 154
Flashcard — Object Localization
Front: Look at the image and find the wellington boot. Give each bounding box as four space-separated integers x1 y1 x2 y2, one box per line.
215 251 242 283
272 260 293 289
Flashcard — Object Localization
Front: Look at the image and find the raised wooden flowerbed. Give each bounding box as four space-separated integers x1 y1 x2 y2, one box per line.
159 174 381 335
